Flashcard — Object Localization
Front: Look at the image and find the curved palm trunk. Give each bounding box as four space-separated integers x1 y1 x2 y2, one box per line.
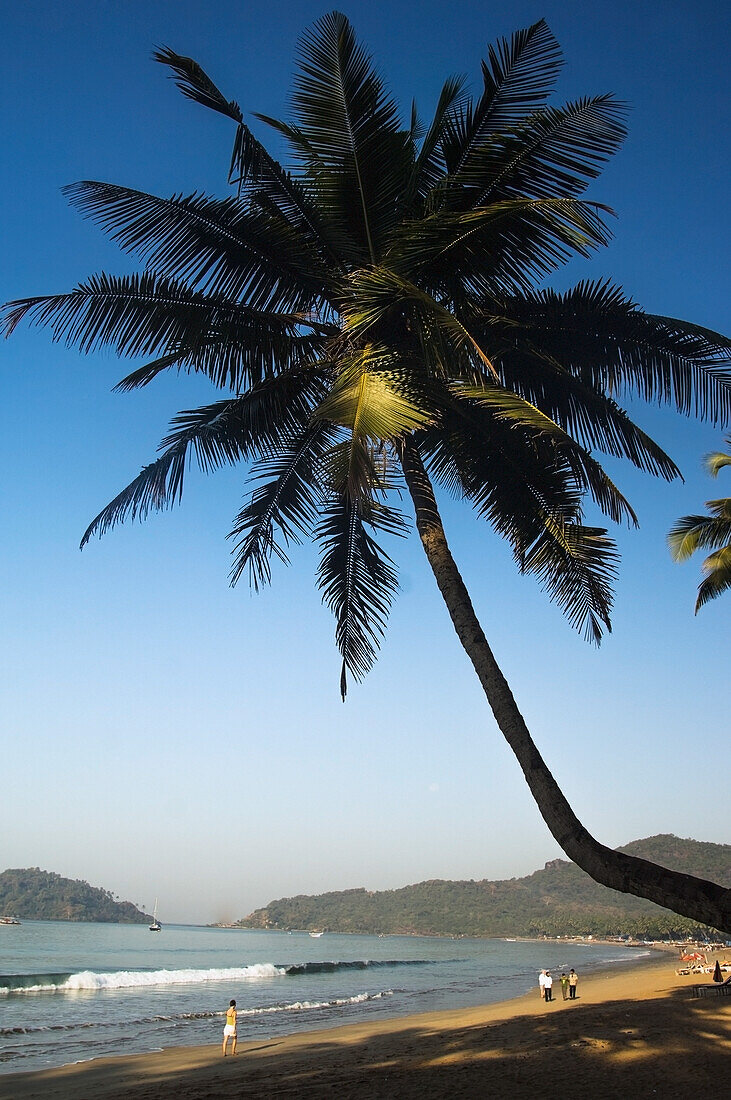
400 438 731 933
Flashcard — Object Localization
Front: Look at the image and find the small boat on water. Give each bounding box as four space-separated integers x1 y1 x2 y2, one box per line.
149 899 162 932
309 930 324 938
0 915 21 925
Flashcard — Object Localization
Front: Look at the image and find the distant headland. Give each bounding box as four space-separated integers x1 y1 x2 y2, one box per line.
0 868 151 923
235 835 731 940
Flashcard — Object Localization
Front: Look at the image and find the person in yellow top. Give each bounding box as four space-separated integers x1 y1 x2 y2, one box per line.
222 999 237 1056
568 968 578 999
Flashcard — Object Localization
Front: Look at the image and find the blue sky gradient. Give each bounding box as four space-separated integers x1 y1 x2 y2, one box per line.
2 0 729 923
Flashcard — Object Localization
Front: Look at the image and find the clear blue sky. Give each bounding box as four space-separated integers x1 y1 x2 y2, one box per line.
2 0 728 924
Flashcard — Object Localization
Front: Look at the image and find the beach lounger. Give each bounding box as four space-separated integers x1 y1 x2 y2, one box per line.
691 974 731 998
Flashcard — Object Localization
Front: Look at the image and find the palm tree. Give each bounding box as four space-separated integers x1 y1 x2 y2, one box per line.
669 435 731 608
3 14 730 929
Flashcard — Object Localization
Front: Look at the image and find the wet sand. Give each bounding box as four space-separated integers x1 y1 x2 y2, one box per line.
2 954 729 1099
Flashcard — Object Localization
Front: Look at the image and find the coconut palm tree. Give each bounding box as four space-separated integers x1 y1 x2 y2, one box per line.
669 435 731 608
3 14 730 929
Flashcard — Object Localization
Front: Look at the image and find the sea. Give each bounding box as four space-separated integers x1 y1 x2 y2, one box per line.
0 921 656 1076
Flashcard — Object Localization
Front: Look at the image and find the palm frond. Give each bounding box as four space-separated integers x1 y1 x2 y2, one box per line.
1 273 324 390
705 438 731 477
345 267 500 382
421 416 617 640
81 370 327 546
154 47 244 122
79 401 238 547
404 76 467 209
668 504 731 560
388 199 612 293
441 19 563 175
290 11 410 260
453 382 637 525
696 546 731 610
61 181 328 310
485 282 731 426
521 519 617 642
315 353 435 443
316 490 401 698
452 95 628 211
228 420 337 588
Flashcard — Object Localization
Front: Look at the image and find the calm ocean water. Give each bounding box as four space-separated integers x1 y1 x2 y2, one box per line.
0 922 654 1075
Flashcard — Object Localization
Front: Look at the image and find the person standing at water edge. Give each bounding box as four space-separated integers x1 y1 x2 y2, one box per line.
544 972 553 1001
222 999 237 1056
560 973 569 1000
538 970 547 1000
569 969 578 999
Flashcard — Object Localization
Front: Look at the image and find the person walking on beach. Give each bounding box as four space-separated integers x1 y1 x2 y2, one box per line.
568 968 578 999
222 999 237 1056
560 973 569 1000
544 971 553 1001
538 970 547 1000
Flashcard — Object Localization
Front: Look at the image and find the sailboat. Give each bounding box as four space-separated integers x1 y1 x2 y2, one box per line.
149 898 162 932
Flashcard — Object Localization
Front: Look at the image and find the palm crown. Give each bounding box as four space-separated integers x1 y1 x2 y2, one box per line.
4 13 730 701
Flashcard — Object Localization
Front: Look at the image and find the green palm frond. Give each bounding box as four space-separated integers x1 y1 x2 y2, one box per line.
81 371 327 546
228 420 337 588
345 267 499 382
289 11 411 261
62 182 329 310
705 436 731 477
315 354 435 442
463 322 683 480
153 47 244 122
696 546 731 609
446 95 627 212
422 419 617 641
668 502 731 560
669 435 731 609
403 76 467 209
521 520 617 643
489 282 731 425
453 382 637 526
79 400 240 546
423 409 581 540
440 20 563 176
388 199 613 294
1 273 324 390
316 490 401 699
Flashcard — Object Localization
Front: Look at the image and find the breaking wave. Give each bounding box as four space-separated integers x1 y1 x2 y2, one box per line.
0 959 427 994
0 963 284 994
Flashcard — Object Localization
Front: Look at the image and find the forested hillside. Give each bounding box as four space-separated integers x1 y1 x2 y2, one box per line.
0 868 150 923
238 836 731 939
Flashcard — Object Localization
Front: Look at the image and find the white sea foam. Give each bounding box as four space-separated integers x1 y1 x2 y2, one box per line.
237 990 392 1016
11 964 286 993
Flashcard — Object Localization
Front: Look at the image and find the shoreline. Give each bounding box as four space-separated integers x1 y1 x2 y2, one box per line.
3 952 728 1099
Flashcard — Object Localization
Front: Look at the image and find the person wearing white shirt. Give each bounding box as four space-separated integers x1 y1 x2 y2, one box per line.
544 971 554 1001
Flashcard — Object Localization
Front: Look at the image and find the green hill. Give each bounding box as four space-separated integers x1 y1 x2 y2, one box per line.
0 868 151 923
238 835 731 939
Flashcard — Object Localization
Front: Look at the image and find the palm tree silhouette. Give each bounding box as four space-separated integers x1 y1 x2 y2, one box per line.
4 15 730 929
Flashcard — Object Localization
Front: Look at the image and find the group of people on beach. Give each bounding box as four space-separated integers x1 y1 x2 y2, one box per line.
222 967 579 1056
539 968 578 1002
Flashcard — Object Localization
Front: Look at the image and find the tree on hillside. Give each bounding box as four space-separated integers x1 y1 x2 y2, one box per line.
669 434 731 609
3 14 730 928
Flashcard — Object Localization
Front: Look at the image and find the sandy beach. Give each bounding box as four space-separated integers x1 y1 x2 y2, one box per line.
2 954 728 1100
